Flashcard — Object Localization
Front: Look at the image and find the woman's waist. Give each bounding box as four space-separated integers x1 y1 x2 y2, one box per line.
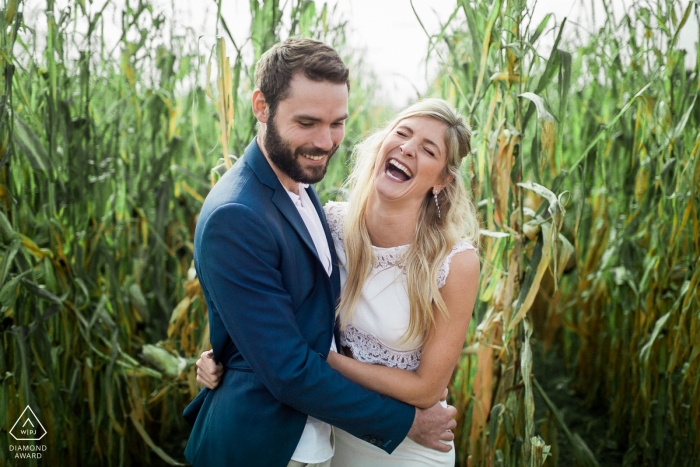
340 323 422 371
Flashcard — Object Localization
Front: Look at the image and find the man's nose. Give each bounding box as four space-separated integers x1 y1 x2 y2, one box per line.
313 127 334 152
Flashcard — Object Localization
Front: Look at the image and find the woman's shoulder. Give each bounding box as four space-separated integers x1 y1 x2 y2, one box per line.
323 201 349 239
323 200 348 215
451 239 478 256
437 239 479 288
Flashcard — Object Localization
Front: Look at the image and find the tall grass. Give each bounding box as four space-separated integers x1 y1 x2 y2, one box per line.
421 0 698 465
553 4 699 464
1 0 698 466
0 0 379 465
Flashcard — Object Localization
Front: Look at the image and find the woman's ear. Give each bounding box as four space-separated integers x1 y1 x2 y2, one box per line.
252 89 269 123
437 173 455 192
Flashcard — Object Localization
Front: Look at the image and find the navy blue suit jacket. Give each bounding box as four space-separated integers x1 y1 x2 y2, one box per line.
183 139 415 466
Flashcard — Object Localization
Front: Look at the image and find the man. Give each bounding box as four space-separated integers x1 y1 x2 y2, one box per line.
183 37 456 467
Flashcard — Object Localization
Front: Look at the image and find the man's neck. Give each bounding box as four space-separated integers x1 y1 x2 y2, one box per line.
256 134 301 195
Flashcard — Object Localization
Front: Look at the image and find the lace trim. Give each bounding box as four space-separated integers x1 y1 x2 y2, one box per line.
371 244 409 269
324 201 346 253
324 201 475 283
437 241 477 288
340 324 421 371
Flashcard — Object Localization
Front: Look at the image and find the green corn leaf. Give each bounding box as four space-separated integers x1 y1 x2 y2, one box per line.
557 50 572 121
0 270 32 311
128 283 149 322
13 117 52 173
20 278 63 305
0 237 21 285
529 13 552 45
509 226 550 331
639 312 671 364
0 210 16 244
519 92 557 123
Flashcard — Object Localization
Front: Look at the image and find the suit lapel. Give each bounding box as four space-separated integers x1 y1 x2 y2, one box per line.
244 139 322 266
307 185 341 301
271 189 322 266
307 185 342 350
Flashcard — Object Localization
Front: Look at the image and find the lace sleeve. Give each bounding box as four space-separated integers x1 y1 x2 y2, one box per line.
437 240 477 288
323 201 348 258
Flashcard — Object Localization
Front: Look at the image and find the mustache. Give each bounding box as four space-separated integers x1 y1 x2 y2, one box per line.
294 145 339 158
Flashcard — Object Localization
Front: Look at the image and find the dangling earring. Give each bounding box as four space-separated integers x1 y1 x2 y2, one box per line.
433 188 441 219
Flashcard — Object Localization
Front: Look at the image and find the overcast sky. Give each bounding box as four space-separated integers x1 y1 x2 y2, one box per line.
22 0 699 108
339 0 697 106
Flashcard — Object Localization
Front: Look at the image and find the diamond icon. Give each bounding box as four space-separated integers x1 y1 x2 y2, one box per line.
9 406 47 441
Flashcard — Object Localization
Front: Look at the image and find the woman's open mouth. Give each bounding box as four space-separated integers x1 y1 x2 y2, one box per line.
385 158 413 182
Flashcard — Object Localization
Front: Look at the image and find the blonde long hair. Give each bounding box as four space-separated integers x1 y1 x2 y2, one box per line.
338 99 480 343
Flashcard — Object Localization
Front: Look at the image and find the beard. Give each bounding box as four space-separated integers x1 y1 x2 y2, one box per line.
264 113 338 185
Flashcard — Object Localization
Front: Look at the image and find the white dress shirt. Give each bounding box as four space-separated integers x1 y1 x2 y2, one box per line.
284 183 336 464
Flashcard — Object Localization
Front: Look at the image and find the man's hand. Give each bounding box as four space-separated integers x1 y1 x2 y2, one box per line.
406 390 457 452
196 350 224 389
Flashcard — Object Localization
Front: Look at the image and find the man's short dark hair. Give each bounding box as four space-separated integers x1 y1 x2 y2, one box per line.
255 37 350 114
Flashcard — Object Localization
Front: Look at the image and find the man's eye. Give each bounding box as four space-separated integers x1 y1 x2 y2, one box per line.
299 122 313 127
397 131 407 137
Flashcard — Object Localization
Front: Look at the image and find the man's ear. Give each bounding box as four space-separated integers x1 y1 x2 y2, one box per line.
252 89 269 123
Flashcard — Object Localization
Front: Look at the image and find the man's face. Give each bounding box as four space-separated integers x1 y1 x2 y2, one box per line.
263 74 349 185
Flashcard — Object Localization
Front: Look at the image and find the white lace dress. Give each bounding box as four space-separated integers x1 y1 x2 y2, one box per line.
324 201 475 467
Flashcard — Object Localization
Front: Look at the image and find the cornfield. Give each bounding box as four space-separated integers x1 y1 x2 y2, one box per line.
0 0 697 466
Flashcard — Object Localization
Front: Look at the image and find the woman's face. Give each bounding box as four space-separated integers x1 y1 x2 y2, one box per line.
373 115 451 205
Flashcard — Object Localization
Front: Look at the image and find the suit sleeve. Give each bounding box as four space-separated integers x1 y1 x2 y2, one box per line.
197 202 415 453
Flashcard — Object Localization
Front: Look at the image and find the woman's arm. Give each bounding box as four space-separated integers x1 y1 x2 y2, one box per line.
327 249 480 409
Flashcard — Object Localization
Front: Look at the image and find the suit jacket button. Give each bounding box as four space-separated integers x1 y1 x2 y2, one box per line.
370 438 377 445
363 435 371 442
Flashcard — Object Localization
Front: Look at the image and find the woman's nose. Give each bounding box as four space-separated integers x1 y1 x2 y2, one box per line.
399 141 416 157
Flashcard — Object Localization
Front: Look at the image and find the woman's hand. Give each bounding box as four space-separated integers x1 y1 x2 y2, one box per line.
196 350 224 389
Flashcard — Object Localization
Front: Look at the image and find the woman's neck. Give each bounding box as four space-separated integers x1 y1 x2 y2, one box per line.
365 194 421 248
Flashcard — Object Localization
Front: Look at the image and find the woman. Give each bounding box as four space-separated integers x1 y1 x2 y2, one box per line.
323 98 479 466
197 98 480 466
